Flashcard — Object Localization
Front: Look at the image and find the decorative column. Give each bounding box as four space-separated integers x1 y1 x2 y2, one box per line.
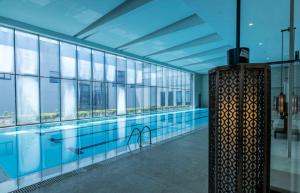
209 63 271 193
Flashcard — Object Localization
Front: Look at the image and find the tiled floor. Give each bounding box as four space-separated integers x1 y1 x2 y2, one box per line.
271 137 300 193
13 126 300 193
29 128 209 193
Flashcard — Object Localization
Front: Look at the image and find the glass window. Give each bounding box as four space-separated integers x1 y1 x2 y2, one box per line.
185 73 190 89
78 81 92 119
174 70 179 88
16 31 38 75
16 76 40 124
105 53 116 82
163 88 168 108
163 67 168 88
126 85 136 114
116 56 126 84
78 47 91 80
60 42 76 79
127 59 135 84
168 90 174 107
171 70 176 88
61 79 77 120
178 71 182 89
136 61 143 84
92 50 104 81
0 26 194 128
182 89 186 107
151 64 157 86
117 84 126 115
157 66 163 87
168 69 172 88
189 74 193 90
176 90 182 106
93 82 105 117
41 77 60 122
143 86 150 113
181 72 185 89
0 27 14 73
106 82 116 116
161 88 167 107
136 85 143 113
143 63 150 86
157 87 162 111
150 86 157 111
185 90 191 106
40 37 59 78
0 75 15 126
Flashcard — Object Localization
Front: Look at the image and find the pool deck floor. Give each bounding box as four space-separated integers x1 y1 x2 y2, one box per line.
29 127 209 193
12 124 300 193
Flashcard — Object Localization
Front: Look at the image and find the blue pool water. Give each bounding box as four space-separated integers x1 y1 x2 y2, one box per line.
0 108 207 191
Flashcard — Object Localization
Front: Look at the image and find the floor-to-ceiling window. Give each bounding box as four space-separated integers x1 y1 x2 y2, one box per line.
77 46 92 119
156 66 163 111
136 61 143 113
143 63 151 113
150 64 157 111
40 37 60 123
92 50 105 117
126 59 136 114
0 27 15 126
0 26 194 127
16 31 39 125
116 56 126 115
60 42 77 121
105 53 117 116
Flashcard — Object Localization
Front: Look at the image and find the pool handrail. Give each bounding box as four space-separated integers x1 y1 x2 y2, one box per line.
139 126 152 145
127 126 153 148
127 128 142 147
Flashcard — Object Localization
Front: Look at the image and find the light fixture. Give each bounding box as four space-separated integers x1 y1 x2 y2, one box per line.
277 92 286 114
248 22 254 26
292 93 299 114
258 42 263 46
276 29 287 115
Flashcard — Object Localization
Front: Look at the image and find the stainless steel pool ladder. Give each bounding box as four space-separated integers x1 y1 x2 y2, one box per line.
127 126 152 148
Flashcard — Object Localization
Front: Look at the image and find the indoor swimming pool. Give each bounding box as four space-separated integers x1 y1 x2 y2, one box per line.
0 108 208 192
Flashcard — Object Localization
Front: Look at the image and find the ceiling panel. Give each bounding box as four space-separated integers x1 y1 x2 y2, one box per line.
156 40 228 64
0 0 124 35
86 0 193 48
1 0 297 74
125 24 216 57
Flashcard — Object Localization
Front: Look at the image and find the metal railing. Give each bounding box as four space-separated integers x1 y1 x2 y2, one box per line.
127 126 152 148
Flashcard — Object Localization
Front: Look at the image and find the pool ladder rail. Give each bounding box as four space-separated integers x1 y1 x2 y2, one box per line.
127 126 152 148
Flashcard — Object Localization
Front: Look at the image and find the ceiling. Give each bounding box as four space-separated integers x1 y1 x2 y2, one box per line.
0 0 299 74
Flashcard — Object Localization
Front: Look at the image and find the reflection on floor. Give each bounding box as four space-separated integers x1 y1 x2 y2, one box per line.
14 126 300 193
271 136 300 192
29 127 209 193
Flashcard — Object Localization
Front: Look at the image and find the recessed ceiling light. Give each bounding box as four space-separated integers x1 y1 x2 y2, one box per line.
249 22 254 26
258 42 263 46
266 57 270 60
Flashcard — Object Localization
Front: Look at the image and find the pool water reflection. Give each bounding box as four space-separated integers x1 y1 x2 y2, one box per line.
0 108 207 192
